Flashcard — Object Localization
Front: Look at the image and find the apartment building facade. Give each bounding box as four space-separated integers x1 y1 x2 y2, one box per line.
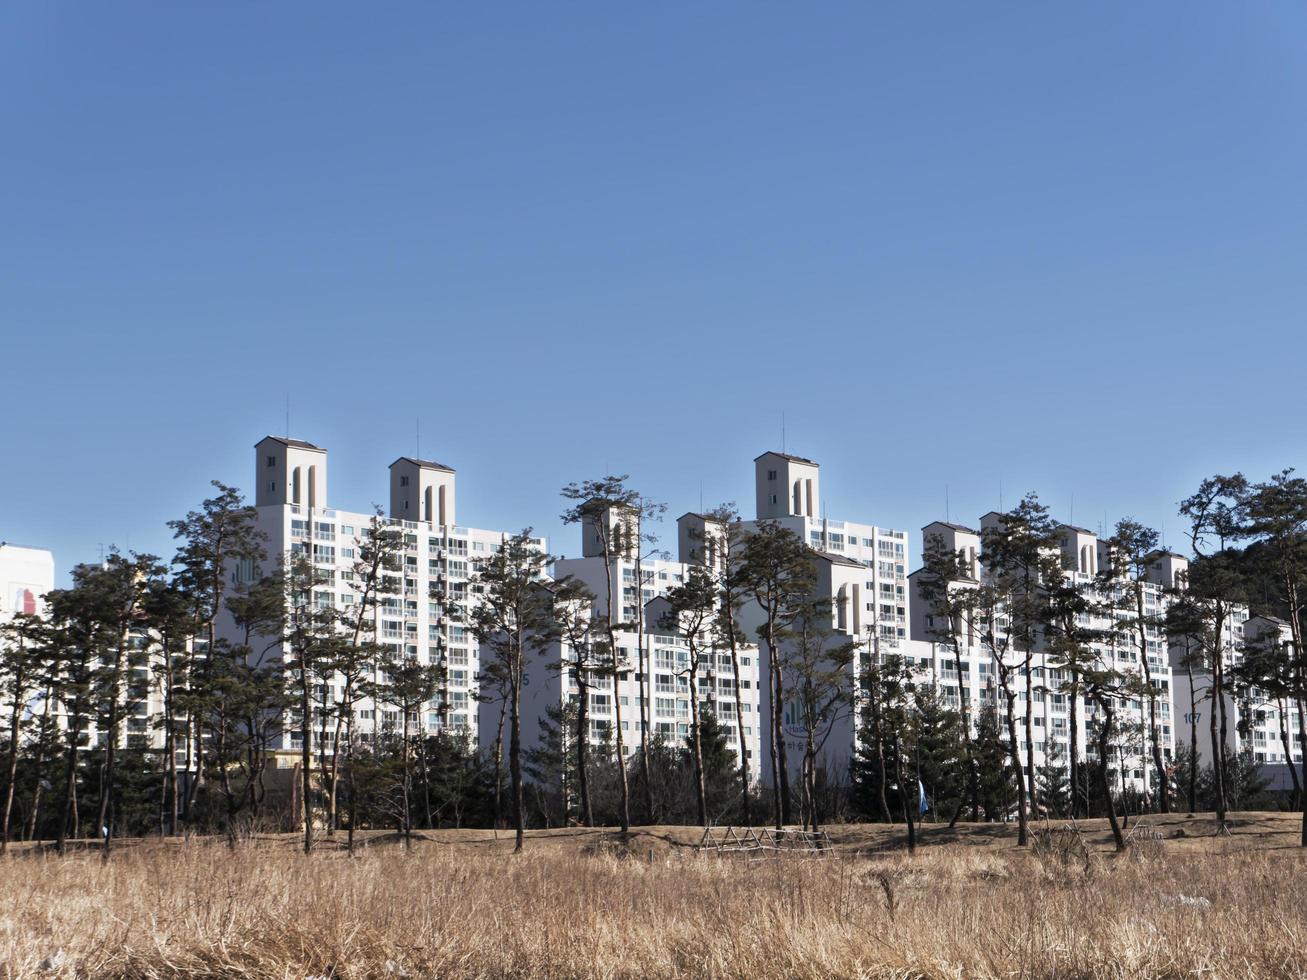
1170 613 1298 791
518 510 763 773
677 452 915 786
0 541 54 624
908 518 1186 800
240 435 535 759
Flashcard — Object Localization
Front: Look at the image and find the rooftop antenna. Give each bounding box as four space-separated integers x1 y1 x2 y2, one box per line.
416 418 421 460
945 484 950 524
699 480 703 513
781 412 786 454
1069 493 1075 528
999 480 1003 513
285 394 290 439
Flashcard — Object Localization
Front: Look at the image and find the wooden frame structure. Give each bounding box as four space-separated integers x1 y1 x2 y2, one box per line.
695 826 833 857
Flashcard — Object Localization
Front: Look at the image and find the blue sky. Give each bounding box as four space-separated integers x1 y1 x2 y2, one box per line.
3 3 1305 581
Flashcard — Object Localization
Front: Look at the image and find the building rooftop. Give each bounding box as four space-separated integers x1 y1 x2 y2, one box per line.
1060 524 1096 536
257 435 324 451
754 451 818 466
391 456 455 473
924 521 979 535
677 511 725 523
1145 549 1188 561
908 565 980 585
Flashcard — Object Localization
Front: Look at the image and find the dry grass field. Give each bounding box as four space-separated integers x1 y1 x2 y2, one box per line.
2 812 1305 979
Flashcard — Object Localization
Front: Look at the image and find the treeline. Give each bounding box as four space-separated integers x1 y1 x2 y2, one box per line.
3 468 1307 855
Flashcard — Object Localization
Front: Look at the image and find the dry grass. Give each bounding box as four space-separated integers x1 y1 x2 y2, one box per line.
2 813 1305 979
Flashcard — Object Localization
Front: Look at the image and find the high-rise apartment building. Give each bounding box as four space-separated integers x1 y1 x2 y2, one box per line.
0 541 54 623
908 518 1191 798
242 435 536 757
685 452 913 785
522 506 763 772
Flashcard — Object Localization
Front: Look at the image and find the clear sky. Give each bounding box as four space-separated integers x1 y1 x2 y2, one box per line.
3 3 1305 582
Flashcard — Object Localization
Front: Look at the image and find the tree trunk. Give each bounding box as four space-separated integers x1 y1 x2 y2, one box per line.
893 734 915 853
98 641 128 859
510 672 525 853
27 692 51 844
1069 684 1081 819
805 729 820 834
1000 676 1028 847
575 677 593 826
868 679 892 823
1136 587 1168 813
346 723 357 855
318 696 334 837
402 711 412 849
608 638 631 833
1023 655 1037 814
1276 696 1301 804
1096 697 1125 851
1 666 24 853
0 725 17 853
1210 645 1228 825
726 626 751 826
767 620 792 827
765 626 782 829
599 551 630 833
634 558 655 825
1186 659 1198 813
1283 588 1307 847
27 778 43 844
57 709 81 855
326 704 346 837
165 654 180 837
953 659 977 826
491 699 505 829
689 666 706 828
299 675 313 856
1296 697 1307 846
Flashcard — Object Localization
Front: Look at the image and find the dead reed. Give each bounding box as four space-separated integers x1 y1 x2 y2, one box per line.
0 825 1303 979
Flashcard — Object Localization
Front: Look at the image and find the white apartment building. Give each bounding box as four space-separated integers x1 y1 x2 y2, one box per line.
1171 613 1298 792
0 541 54 623
750 452 911 650
12 555 205 762
908 518 1180 800
690 452 914 786
525 509 763 772
240 435 536 758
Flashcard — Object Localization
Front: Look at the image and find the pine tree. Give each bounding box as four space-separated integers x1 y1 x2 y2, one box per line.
1036 743 1072 818
685 712 738 824
524 700 576 827
559 479 649 833
1179 475 1251 829
972 703 1017 821
910 685 966 824
737 522 817 829
470 530 556 852
0 613 43 852
660 565 721 828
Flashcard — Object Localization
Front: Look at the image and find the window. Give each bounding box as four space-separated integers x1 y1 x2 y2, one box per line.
400 475 410 487
266 455 276 468
767 469 777 480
